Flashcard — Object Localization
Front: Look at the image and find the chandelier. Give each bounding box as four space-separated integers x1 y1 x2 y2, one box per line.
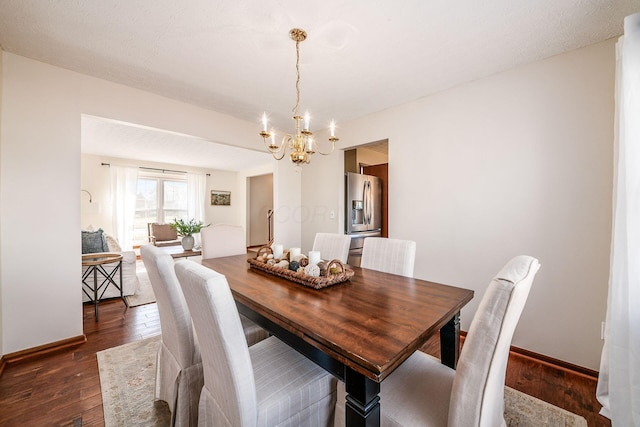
259 28 338 165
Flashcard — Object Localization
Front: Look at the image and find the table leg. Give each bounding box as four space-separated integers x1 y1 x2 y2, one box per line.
344 367 380 427
93 266 99 321
440 311 461 369
119 260 128 309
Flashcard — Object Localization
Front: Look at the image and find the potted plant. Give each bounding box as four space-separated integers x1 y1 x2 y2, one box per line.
170 218 209 251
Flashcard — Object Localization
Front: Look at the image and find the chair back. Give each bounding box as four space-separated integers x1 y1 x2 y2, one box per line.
148 223 179 245
175 261 257 426
140 245 198 367
312 233 351 263
201 224 246 259
360 237 416 277
448 255 540 427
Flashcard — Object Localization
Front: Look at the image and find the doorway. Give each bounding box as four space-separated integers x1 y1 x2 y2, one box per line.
247 174 274 247
344 139 389 238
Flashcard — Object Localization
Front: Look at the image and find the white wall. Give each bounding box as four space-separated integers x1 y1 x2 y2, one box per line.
0 48 4 359
1 54 83 352
272 160 302 249
302 39 615 370
206 170 243 225
1 53 300 355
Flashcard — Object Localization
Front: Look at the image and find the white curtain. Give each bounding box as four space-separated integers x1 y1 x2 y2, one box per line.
187 173 206 221
597 12 640 425
187 173 207 248
110 165 138 251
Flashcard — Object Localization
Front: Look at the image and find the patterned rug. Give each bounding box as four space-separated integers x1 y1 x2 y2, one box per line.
98 336 587 427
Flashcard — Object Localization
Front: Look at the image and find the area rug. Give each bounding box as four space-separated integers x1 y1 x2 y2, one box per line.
98 336 587 427
124 262 156 307
97 335 170 426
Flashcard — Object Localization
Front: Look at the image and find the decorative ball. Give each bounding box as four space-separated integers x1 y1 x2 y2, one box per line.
276 260 289 269
304 264 321 277
267 259 276 266
297 267 305 274
266 254 274 259
329 267 341 275
299 257 309 267
289 261 300 271
256 256 265 262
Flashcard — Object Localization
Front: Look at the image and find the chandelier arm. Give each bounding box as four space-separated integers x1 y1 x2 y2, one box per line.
273 150 287 161
315 140 337 156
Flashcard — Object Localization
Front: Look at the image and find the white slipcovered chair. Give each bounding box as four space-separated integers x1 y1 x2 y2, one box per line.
175 260 337 427
312 232 351 264
201 224 246 259
140 244 203 427
335 255 540 427
141 245 269 426
360 237 416 277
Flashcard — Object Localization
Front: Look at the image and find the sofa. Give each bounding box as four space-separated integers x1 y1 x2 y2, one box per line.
82 228 139 301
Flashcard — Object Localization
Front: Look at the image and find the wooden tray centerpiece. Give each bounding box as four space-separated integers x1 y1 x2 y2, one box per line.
247 246 354 289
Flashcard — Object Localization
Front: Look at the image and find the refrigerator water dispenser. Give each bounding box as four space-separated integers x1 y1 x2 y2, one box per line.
352 200 364 225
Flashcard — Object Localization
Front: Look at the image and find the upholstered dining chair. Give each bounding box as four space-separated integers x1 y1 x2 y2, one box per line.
312 232 352 264
360 237 416 277
140 244 203 427
200 224 246 259
141 245 269 426
175 260 338 427
334 255 541 427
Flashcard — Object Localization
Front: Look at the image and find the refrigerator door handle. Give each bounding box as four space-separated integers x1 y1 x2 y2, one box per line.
367 180 373 225
363 180 369 225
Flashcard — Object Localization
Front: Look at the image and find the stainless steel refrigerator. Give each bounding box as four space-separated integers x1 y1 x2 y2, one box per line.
345 172 382 266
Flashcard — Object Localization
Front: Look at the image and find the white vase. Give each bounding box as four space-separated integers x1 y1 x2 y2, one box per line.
181 235 195 251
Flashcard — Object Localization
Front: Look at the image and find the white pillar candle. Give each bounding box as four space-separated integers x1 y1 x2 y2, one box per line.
289 247 301 259
272 244 283 259
309 251 321 265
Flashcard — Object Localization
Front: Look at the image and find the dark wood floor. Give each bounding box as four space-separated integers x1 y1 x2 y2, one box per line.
0 299 610 426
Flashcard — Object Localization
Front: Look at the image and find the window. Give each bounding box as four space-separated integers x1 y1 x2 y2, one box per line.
133 173 188 245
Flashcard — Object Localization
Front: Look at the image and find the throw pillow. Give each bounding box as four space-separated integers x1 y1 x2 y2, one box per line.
82 229 106 254
104 234 122 252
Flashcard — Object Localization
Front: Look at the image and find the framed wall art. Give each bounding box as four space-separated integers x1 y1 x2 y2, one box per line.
211 190 231 206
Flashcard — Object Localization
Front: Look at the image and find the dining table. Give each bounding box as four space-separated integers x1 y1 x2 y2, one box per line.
201 254 474 427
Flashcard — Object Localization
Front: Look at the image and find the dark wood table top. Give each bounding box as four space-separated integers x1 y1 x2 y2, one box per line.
201 254 474 382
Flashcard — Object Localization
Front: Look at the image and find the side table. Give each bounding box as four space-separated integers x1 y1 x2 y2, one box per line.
82 252 128 321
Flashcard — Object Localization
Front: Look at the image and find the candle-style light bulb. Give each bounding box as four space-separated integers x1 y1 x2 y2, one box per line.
330 120 336 137
262 112 268 132
304 112 310 131
270 131 275 145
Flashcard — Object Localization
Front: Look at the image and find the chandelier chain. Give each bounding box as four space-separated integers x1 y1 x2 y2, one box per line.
293 39 301 117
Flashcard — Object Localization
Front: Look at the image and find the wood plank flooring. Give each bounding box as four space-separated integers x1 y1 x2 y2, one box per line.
0 299 610 426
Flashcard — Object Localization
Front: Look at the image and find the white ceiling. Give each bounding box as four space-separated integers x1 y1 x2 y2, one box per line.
81 115 273 172
1 0 638 170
